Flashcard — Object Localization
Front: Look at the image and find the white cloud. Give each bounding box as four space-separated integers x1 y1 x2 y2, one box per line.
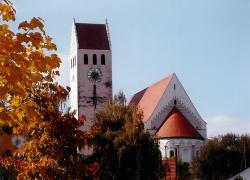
206 115 250 138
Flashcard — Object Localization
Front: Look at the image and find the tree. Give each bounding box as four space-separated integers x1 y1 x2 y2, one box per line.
0 0 95 178
192 133 250 180
177 159 192 180
92 92 163 180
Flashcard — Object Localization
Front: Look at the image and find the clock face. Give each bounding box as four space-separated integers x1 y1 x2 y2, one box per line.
87 68 102 83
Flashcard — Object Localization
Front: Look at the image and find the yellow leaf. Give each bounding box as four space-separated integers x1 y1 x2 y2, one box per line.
0 2 16 21
10 95 20 107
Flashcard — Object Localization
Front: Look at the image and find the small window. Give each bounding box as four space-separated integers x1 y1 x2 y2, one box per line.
75 56 77 66
196 151 199 157
101 54 105 65
170 150 174 157
93 54 97 65
174 84 176 90
71 58 72 68
84 54 88 64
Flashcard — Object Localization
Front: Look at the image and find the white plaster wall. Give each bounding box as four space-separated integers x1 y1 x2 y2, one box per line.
77 49 112 130
228 167 250 180
70 22 79 119
159 138 204 164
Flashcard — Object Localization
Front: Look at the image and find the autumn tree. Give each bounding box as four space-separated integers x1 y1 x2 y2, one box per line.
92 92 163 180
192 133 250 179
0 0 95 179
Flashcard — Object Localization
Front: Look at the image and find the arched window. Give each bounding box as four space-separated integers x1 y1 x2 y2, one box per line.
84 54 88 64
170 150 175 157
93 54 97 65
196 151 199 157
101 54 105 65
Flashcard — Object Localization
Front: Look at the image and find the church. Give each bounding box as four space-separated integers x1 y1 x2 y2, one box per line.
129 73 207 164
69 20 207 164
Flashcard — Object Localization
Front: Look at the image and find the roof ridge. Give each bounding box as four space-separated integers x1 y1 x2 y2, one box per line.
75 22 106 25
148 73 175 89
129 73 175 122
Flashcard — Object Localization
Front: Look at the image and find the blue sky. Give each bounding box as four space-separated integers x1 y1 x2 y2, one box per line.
12 0 250 137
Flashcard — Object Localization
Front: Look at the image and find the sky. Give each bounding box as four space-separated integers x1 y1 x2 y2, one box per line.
12 0 250 138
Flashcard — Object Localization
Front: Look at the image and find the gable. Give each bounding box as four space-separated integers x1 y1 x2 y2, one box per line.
129 73 207 139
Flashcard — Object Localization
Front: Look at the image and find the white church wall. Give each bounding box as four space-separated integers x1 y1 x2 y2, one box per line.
77 49 112 131
159 138 204 164
70 22 79 119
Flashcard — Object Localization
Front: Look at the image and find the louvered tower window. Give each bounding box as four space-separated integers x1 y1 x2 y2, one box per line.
101 54 105 65
93 54 97 65
84 54 88 64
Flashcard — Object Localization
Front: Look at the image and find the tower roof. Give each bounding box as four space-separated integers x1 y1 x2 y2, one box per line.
75 23 110 50
156 108 203 140
129 74 174 122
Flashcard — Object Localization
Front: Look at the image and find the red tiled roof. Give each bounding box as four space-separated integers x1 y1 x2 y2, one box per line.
156 108 203 139
129 74 174 122
75 23 110 50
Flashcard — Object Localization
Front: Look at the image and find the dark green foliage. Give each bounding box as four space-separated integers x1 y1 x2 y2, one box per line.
192 133 250 180
0 151 16 180
177 160 192 180
93 92 163 179
0 164 16 180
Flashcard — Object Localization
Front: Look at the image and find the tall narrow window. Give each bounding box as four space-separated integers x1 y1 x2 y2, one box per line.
93 54 97 65
170 150 174 157
84 54 88 64
101 54 105 65
71 58 72 68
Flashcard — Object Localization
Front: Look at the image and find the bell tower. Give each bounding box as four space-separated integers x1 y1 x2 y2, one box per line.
70 20 112 130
